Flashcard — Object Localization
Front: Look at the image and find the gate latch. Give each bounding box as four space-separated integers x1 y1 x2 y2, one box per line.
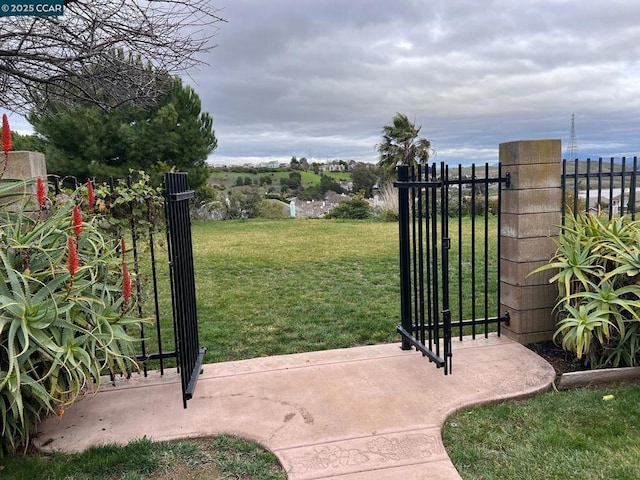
442 237 451 250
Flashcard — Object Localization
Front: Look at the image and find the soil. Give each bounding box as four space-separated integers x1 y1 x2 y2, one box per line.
526 341 589 375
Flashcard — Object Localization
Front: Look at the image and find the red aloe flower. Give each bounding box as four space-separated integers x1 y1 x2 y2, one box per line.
1 113 11 172
72 204 83 239
122 262 131 311
67 236 79 283
87 179 95 213
2 114 11 154
36 177 47 220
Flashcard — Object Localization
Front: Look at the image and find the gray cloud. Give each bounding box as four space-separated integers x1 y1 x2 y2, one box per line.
10 0 640 165
191 0 640 165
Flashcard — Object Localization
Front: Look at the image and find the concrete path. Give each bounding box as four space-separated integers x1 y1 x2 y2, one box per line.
35 334 555 479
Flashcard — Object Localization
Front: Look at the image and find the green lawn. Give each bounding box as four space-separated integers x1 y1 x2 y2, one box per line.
443 383 640 480
6 217 640 479
140 216 499 366
1 435 285 480
173 218 401 363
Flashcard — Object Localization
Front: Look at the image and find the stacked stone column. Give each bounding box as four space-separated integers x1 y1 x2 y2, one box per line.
1 151 48 212
499 140 562 344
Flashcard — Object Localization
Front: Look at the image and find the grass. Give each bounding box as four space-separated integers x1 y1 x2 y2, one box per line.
1 435 286 480
140 218 402 365
138 216 499 366
442 383 640 480
9 217 640 479
193 218 400 360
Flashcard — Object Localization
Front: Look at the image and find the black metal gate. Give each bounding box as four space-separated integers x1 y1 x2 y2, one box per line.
395 163 509 374
164 172 206 407
51 173 205 407
396 163 452 373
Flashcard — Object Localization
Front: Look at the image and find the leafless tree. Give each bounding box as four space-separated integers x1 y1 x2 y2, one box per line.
0 0 224 113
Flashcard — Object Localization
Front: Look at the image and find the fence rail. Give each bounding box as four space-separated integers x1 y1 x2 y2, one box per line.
562 157 640 222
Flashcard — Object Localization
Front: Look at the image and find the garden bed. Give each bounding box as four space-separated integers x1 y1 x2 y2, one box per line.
528 341 640 389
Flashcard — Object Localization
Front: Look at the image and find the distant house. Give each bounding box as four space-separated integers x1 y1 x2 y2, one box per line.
578 188 640 214
611 189 640 215
321 163 346 172
257 160 280 169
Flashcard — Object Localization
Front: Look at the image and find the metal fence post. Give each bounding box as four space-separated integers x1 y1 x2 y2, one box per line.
397 165 412 350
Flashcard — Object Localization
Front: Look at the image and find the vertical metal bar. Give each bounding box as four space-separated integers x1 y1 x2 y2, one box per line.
497 162 503 337
620 157 627 216
457 165 463 340
470 164 477 339
585 158 591 213
573 158 579 215
411 169 421 345
397 165 412 350
443 309 451 374
105 177 116 385
561 159 566 225
127 176 147 376
632 157 638 219
609 157 615 220
147 197 165 375
597 157 603 211
441 163 451 373
483 163 490 338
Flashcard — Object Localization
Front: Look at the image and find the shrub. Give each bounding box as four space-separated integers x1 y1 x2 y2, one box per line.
255 199 288 219
373 182 398 221
325 195 372 219
297 185 323 201
531 211 640 368
0 178 148 454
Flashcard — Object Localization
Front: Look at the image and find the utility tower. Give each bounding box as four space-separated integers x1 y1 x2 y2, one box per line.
566 113 578 160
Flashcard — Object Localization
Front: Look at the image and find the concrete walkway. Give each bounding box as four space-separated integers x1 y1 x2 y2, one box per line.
35 334 555 479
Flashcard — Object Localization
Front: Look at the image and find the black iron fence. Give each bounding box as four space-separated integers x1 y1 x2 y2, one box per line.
395 162 509 374
51 175 173 373
562 157 640 222
51 172 204 407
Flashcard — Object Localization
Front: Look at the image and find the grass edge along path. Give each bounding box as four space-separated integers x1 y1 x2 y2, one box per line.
442 382 640 480
0 435 286 480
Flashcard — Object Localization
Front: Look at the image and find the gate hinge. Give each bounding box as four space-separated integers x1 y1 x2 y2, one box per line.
442 237 451 249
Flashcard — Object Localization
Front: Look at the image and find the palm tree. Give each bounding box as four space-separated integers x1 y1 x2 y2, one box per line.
376 113 433 179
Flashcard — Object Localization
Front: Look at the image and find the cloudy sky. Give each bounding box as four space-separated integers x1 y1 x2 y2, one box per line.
12 0 640 166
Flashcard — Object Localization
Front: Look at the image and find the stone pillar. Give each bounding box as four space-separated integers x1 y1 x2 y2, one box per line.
500 140 562 344
1 151 48 211
3 151 46 179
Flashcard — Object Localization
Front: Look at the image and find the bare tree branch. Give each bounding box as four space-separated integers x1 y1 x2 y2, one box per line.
0 0 224 113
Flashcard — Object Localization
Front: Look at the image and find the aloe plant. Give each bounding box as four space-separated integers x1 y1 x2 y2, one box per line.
532 210 640 368
0 177 149 454
554 303 613 360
